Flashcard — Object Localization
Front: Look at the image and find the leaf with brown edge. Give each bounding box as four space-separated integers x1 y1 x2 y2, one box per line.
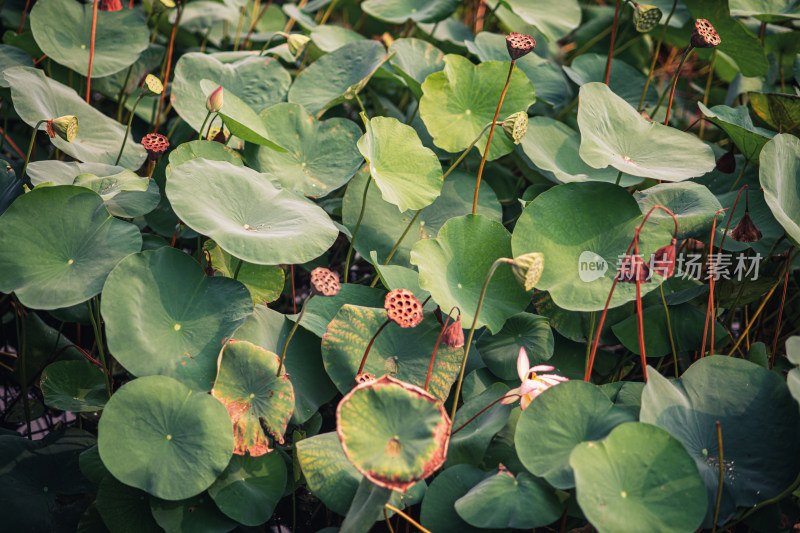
336 375 450 492
212 340 295 456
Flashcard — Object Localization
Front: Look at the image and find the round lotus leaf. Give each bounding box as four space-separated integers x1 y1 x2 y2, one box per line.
98 375 234 500
455 467 563 529
358 115 443 211
244 103 362 198
101 247 253 391
578 82 716 181
698 102 776 163
95 475 162 533
363 0 460 23
748 92 800 135
321 304 463 402
388 38 445 98
288 40 392 117
73 170 160 218
0 186 141 310
0 44 33 88
570 422 707 533
563 54 658 107
310 25 365 52
520 117 642 186
207 451 286 526
420 464 487 533
759 134 800 246
411 214 530 333
4 67 147 168
343 167 502 267
634 181 723 241
511 182 673 312
420 54 535 161
292 283 388 337
296 431 362 515
477 313 554 380
503 0 582 41
203 240 284 306
515 380 636 489
337 375 450 491
171 52 290 133
40 360 107 413
26 161 127 187
165 139 244 173
167 158 338 265
150 493 236 533
640 356 800 527
212 340 295 456
30 0 149 78
447 384 512 467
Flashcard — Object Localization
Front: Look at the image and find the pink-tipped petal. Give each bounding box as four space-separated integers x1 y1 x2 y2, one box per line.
539 374 569 385
517 347 531 382
530 364 555 372
501 387 522 404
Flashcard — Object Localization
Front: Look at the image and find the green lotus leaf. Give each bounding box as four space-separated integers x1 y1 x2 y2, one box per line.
503 0 582 41
515 380 636 489
92 43 164 98
321 304 462 402
0 186 141 310
411 214 529 333
288 40 392 117
167 158 338 265
0 44 32 88
363 0 460 23
207 451 287 526
759 133 800 246
30 0 149 77
455 467 563 529
102 247 253 391
730 0 800 19
420 54 535 161
291 282 388 337
171 52 290 133
640 356 800 527
166 139 245 172
564 54 657 107
511 182 672 312
420 464 487 533
73 170 160 218
520 117 642 186
4 67 147 168
203 240 284 306
40 360 107 413
698 102 775 163
634 181 723 241
14 312 84 383
212 340 295 456
78 445 106 484
340 478 393 533
787 336 800 405
388 38 445 98
26 161 125 186
233 305 337 424
95 474 162 533
343 167 502 267
578 83 716 181
310 25 365 52
369 251 432 305
98 375 234 500
569 422 707 533
296 432 363 515
477 313 554 380
749 92 800 134
244 102 362 198
358 115 443 211
337 375 450 491
447 383 512 467
150 493 236 533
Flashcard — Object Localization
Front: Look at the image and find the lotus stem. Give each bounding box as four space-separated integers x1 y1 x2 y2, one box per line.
13 297 31 438
277 293 314 376
425 307 459 391
17 0 32 35
155 0 183 131
233 5 247 51
451 391 519 435
357 318 391 376
700 207 730 357
87 298 112 397
86 0 98 104
699 50 717 140
634 233 647 381
290 264 297 314
770 249 793 366
384 504 432 533
472 61 515 215
660 284 679 377
20 120 47 186
198 110 214 141
729 160 749 192
116 66 134 122
663 46 694 127
638 0 678 112
319 0 339 25
343 175 370 283
604 0 622 85
450 257 513 422
233 258 244 280
115 93 145 166
369 209 423 288
711 421 724 533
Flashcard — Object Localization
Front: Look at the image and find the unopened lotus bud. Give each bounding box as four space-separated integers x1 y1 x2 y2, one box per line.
142 74 163 96
511 252 544 291
152 0 176 13
505 32 535 60
384 288 423 328
633 4 662 32
731 211 762 242
206 86 223 113
141 132 170 161
691 19 721 49
442 317 464 348
502 111 528 144
48 116 78 142
650 238 677 279
617 254 651 283
715 150 736 174
100 0 122 11
287 34 311 56
310 267 340 296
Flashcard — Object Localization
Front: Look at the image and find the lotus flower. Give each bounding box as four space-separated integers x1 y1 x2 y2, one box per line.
501 347 568 410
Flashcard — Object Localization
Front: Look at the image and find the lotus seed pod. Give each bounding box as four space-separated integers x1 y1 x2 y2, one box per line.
384 288 423 328
49 116 78 143
442 317 464 348
355 372 376 385
502 111 528 144
715 150 736 174
310 267 341 296
633 4 662 32
650 238 677 279
152 0 176 13
142 74 163 96
731 211 762 242
511 252 544 291
617 254 651 283
206 86 223 113
287 34 311 56
505 32 535 60
100 0 122 11
141 133 170 161
691 19 721 49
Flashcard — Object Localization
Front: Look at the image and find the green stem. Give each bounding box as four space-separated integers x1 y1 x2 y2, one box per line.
729 159 749 192
368 210 423 289
233 5 246 51
638 0 678 112
711 421 724 533
568 25 613 65
14 297 31 439
87 298 112 397
449 257 512 423
233 258 244 280
354 91 367 116
343 176 370 283
116 65 134 122
614 170 623 186
198 111 214 141
660 284 679 378
277 294 313 376
115 93 144 166
20 119 47 186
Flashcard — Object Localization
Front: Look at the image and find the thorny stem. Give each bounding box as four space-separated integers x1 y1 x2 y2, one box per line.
451 391 520 435
450 257 512 422
472 61 515 215
638 0 678 112
664 46 694 127
20 120 47 186
357 318 391 376
277 294 314 376
711 421 724 533
86 0 99 104
700 207 730 357
770 248 793 366
604 0 622 85
115 93 145 165
384 504 432 533
425 307 460 391
343 175 370 283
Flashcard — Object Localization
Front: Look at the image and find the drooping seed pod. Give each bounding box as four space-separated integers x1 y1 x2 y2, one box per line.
141 133 170 161
354 372 376 385
691 19 721 49
384 288 423 328
715 149 736 174
505 32 535 60
47 116 79 142
100 0 123 11
502 111 528 145
650 238 677 279
731 211 762 242
633 4 662 32
287 34 311 57
206 86 223 113
511 252 544 291
617 254 651 283
310 267 340 297
442 316 464 348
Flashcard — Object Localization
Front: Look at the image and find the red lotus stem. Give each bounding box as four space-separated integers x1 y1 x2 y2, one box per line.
634 233 648 381
451 392 519 435
17 0 32 34
130 0 134 8
700 207 730 357
0 125 28 159
86 0 99 104
425 307 459 391
155 1 182 130
604 0 622 85
664 46 694 127
770 249 793 366
357 318 390 376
